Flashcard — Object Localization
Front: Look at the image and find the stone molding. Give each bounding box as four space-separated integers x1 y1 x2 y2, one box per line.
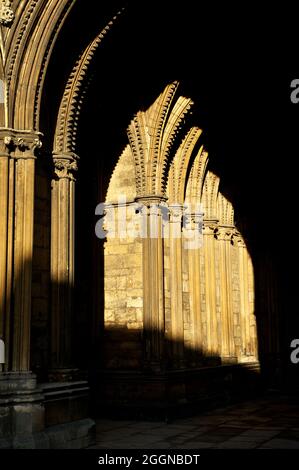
0 128 42 158
232 230 246 247
203 221 218 236
0 1 14 27
216 225 235 242
52 152 79 180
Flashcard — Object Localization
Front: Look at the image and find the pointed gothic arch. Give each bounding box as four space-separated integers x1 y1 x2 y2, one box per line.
0 0 285 449
103 82 258 384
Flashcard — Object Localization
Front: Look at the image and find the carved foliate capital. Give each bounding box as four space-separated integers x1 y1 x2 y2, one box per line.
184 211 204 231
53 152 79 180
232 230 246 248
203 220 218 236
0 129 43 158
217 226 235 242
169 204 183 223
0 1 14 26
135 194 168 205
135 195 168 216
191 212 204 225
16 137 42 153
0 136 9 156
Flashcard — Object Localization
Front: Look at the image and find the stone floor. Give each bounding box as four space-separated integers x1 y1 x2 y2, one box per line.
90 394 299 449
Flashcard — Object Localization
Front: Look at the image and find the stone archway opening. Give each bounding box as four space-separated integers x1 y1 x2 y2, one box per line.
71 75 260 418
0 0 292 449
32 1 281 421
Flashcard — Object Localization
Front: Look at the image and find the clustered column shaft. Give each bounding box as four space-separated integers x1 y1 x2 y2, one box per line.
50 152 78 378
0 129 42 372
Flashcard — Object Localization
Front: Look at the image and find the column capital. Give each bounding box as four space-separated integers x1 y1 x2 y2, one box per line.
232 230 246 247
169 204 183 223
203 219 218 236
0 128 43 158
135 195 168 219
135 194 168 206
187 211 204 223
216 225 235 242
184 211 204 230
52 152 79 180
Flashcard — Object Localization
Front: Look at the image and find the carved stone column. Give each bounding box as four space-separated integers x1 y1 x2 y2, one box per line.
1 130 43 374
217 226 236 361
234 231 256 359
50 153 78 380
168 205 184 368
137 196 166 372
13 134 42 371
0 131 42 372
0 130 48 447
0 132 11 371
202 221 219 356
185 211 204 363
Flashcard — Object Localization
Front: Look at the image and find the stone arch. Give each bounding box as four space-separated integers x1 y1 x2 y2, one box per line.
0 0 286 448
202 171 220 222
3 0 75 129
167 127 202 205
1 1 124 132
127 81 194 197
47 8 126 375
0 0 127 378
217 192 234 227
105 145 137 204
101 79 258 374
0 78 4 124
185 146 209 208
53 9 124 155
0 78 4 103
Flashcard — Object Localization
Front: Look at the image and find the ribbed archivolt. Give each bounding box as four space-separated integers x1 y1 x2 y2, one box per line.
185 146 209 210
54 10 124 155
127 81 194 197
167 127 202 204
105 81 258 369
202 171 220 221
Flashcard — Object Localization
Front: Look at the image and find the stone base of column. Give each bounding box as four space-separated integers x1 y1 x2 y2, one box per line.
48 368 86 383
142 360 166 374
221 355 238 364
42 380 95 448
238 355 258 363
0 418 95 449
0 373 95 448
42 380 90 427
172 358 186 370
0 372 45 448
97 362 261 420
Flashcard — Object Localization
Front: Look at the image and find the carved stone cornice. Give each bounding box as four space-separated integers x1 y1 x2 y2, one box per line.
52 152 79 180
0 128 43 158
0 1 14 27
